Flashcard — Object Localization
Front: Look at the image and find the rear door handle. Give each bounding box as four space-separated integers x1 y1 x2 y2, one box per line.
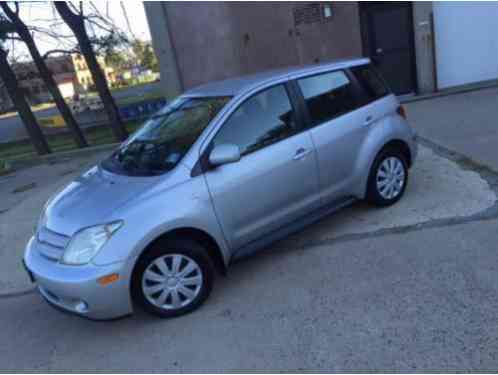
364 115 374 126
293 147 312 160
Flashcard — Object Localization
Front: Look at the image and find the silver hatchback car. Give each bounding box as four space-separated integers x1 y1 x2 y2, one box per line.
24 58 417 319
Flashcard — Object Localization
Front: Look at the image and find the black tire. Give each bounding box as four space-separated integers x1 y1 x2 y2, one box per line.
366 148 408 207
131 238 215 318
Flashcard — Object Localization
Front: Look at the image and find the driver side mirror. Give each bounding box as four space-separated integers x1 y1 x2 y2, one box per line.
209 144 241 167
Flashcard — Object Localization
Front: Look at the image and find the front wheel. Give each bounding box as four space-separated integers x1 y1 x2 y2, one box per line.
366 149 408 207
131 238 214 318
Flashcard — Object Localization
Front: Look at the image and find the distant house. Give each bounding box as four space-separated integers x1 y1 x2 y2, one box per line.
0 53 116 112
71 54 115 91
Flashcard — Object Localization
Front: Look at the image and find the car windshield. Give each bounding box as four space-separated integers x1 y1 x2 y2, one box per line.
102 96 231 176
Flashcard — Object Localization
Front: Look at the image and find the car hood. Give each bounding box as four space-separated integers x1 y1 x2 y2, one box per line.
43 165 163 236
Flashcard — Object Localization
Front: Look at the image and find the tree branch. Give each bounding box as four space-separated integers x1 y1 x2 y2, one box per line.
27 25 75 39
1 2 17 22
85 17 114 34
42 48 79 59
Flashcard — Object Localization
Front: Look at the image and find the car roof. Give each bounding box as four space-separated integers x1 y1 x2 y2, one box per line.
184 57 370 97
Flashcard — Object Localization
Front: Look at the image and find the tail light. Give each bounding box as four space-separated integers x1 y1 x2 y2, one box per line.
397 105 407 119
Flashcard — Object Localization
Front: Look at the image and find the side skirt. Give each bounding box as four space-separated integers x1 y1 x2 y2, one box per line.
231 197 356 262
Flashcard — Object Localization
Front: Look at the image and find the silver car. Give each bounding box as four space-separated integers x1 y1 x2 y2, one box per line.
24 58 417 320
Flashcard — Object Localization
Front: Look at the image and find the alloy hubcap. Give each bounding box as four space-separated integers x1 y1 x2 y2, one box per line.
142 254 203 310
376 157 405 200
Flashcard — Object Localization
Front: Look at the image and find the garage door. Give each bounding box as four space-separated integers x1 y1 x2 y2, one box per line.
434 2 498 89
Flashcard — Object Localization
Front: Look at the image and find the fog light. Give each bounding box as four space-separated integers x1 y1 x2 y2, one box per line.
75 301 88 313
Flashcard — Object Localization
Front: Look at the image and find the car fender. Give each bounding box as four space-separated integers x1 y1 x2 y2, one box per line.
352 114 415 199
92 173 230 268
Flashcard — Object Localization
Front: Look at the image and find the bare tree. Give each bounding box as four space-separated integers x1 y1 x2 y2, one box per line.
55 1 128 142
1 1 88 148
0 17 50 155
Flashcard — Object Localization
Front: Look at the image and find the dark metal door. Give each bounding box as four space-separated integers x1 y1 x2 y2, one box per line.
360 3 417 95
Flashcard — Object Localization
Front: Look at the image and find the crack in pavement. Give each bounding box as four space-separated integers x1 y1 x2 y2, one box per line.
0 286 36 299
11 182 37 194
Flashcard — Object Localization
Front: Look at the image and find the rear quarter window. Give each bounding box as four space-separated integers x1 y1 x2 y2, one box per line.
297 70 359 127
351 64 390 104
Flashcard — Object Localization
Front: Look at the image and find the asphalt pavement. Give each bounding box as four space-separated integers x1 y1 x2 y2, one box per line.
2 218 498 371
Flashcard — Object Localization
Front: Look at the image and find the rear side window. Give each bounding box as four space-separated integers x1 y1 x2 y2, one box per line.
351 64 389 103
297 70 358 126
213 84 298 156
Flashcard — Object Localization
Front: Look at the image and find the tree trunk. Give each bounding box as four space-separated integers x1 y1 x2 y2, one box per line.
55 2 128 142
0 2 88 148
0 47 50 155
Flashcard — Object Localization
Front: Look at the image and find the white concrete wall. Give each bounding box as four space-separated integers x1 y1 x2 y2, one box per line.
434 2 498 89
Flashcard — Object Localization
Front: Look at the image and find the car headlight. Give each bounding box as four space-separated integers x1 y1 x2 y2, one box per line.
61 221 123 265
35 209 47 235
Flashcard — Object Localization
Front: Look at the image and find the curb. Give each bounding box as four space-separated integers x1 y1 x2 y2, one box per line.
8 142 119 172
400 80 498 104
0 285 36 299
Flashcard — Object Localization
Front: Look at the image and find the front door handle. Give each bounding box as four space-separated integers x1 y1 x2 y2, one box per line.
293 148 312 160
364 115 374 126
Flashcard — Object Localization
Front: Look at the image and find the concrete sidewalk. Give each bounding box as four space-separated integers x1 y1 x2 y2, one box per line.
406 86 498 171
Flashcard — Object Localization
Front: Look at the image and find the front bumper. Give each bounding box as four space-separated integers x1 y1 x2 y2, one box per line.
24 237 134 320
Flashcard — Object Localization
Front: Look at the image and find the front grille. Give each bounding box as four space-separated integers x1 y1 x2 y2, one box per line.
37 226 70 261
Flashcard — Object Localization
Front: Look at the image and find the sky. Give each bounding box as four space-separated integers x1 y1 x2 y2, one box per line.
7 1 151 60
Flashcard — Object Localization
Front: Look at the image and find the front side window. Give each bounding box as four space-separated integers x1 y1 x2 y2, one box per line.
213 85 297 156
298 70 358 126
102 96 230 175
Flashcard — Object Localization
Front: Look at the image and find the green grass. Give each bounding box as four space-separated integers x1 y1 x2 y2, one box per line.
0 102 56 119
110 79 158 94
0 120 141 163
0 159 7 175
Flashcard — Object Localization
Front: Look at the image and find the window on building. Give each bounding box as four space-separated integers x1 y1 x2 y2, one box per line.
293 3 333 26
297 70 358 126
213 84 297 156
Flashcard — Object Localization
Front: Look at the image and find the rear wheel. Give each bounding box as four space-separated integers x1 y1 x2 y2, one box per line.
366 148 408 206
132 238 214 318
